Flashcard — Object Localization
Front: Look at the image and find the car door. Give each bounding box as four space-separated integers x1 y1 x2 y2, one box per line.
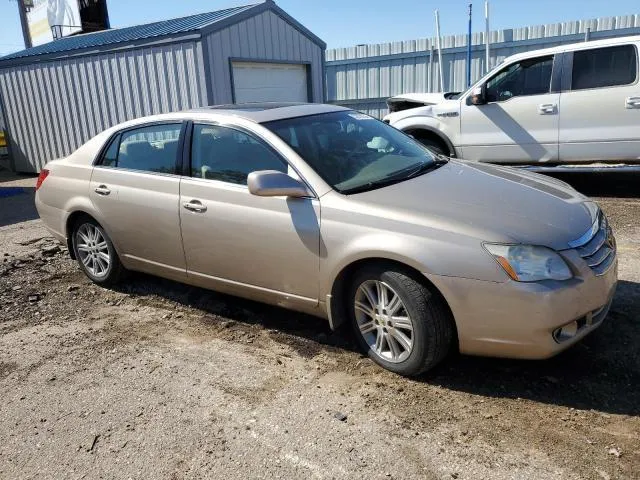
559 43 640 162
459 54 560 163
90 122 187 281
179 122 321 308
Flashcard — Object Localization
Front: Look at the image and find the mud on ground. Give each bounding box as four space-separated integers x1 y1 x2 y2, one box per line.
0 173 638 479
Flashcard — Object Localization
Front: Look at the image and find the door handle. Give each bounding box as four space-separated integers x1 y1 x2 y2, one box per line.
625 96 640 109
94 185 111 196
183 200 207 213
538 103 557 115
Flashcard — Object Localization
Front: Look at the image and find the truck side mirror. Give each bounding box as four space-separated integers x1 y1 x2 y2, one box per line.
469 86 487 106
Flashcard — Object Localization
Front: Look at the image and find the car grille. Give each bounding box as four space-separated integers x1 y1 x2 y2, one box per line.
575 213 616 276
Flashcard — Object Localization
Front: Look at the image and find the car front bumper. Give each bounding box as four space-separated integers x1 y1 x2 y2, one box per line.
427 248 618 360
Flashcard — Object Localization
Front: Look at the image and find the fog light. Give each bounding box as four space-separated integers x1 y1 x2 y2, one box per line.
553 321 579 343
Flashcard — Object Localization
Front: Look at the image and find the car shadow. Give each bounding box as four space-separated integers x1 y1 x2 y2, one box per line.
0 186 39 227
541 171 640 198
477 105 550 161
112 273 639 416
111 273 356 355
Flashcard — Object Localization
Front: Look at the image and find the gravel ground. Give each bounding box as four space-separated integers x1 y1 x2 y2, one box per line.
0 171 638 480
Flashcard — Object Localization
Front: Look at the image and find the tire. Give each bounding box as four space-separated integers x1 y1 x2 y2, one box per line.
412 134 448 157
348 264 453 376
72 216 125 286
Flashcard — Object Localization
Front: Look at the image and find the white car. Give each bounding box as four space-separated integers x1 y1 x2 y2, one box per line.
384 35 640 165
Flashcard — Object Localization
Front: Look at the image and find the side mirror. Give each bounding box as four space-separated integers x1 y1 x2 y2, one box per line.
469 85 487 106
247 170 311 198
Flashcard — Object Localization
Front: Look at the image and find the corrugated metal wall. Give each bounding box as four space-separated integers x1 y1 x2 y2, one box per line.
203 10 325 104
0 98 7 158
0 98 5 131
0 41 207 172
326 14 640 117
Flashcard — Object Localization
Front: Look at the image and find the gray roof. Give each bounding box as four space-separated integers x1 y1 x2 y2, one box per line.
0 1 325 66
189 103 350 123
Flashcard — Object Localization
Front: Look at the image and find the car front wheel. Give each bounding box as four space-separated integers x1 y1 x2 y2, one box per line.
349 265 453 376
72 217 124 285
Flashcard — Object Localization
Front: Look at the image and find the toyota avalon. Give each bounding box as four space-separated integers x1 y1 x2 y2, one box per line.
35 103 617 376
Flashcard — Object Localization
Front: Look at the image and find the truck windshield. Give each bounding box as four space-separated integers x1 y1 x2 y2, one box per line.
263 111 439 194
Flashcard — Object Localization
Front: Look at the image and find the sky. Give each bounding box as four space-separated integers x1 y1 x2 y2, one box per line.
1 0 639 56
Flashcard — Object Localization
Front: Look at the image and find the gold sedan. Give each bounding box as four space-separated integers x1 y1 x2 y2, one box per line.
35 104 617 376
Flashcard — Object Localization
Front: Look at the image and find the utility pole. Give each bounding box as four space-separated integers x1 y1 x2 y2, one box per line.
434 10 444 92
17 0 32 49
485 1 490 73
466 3 472 88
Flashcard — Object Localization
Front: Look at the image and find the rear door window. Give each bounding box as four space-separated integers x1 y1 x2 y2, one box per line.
571 45 637 90
101 124 182 174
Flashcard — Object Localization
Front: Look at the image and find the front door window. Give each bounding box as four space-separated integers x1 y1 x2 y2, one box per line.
485 56 554 102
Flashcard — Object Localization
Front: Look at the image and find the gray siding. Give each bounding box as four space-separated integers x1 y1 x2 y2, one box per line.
326 15 640 117
0 41 207 172
203 10 324 104
0 98 5 131
0 98 6 158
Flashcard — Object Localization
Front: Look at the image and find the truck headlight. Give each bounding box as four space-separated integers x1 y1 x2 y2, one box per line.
484 244 572 282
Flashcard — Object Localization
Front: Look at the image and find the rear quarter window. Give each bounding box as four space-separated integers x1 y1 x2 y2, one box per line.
101 134 120 167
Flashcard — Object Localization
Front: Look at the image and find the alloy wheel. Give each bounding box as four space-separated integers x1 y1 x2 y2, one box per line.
354 280 414 363
76 223 111 278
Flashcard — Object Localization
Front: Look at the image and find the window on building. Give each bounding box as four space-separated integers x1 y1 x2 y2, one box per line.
190 124 287 185
571 45 637 90
485 55 554 102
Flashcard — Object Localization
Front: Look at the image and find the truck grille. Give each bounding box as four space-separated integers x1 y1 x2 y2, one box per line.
575 213 616 276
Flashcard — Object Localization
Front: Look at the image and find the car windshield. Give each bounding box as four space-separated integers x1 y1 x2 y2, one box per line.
263 111 439 194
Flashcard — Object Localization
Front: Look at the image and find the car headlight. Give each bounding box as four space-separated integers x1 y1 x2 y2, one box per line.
484 244 572 282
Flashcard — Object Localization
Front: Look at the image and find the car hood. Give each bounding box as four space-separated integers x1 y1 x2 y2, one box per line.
348 160 596 251
383 99 460 124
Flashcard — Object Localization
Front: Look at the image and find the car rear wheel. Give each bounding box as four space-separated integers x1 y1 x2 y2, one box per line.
349 265 453 376
72 217 124 285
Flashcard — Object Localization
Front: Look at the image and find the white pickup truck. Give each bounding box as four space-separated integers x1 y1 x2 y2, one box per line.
384 35 640 166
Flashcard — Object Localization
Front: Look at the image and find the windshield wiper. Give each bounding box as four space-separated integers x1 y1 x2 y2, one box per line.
340 157 449 195
400 157 448 180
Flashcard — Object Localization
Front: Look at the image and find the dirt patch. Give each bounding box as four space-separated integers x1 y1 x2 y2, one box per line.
0 361 17 380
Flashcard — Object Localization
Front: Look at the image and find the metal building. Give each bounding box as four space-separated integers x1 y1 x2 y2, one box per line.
0 0 325 172
326 14 640 118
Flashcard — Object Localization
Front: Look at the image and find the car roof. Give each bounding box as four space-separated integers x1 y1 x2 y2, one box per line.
187 102 350 123
96 103 353 140
504 34 640 63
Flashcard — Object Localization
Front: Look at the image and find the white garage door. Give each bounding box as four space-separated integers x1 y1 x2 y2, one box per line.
232 62 309 103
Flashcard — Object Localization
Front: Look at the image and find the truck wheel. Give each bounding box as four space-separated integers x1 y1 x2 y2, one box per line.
411 133 448 156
